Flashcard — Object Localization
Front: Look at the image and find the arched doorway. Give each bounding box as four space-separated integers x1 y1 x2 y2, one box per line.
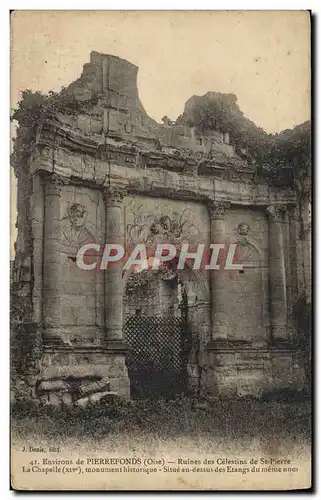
123 263 211 398
123 266 190 398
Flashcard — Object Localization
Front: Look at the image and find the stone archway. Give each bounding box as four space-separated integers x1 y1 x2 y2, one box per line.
122 264 211 398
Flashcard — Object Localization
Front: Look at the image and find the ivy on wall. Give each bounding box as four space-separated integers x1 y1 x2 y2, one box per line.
11 88 99 125
126 267 177 293
11 88 100 172
11 88 311 191
177 92 311 170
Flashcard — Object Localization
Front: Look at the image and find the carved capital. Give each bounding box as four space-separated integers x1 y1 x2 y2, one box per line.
207 200 230 220
104 186 127 207
266 204 286 223
44 172 69 196
287 203 299 221
300 201 312 239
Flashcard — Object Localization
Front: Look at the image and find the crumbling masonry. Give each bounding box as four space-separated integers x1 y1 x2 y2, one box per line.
11 52 311 405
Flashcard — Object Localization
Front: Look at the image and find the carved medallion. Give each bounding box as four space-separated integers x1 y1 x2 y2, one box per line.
60 202 96 256
230 222 261 265
126 204 199 247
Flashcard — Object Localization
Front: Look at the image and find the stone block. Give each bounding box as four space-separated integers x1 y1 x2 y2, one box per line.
271 355 294 387
78 377 110 398
74 396 88 408
75 391 118 408
61 393 73 407
38 379 69 393
90 391 118 404
48 393 62 406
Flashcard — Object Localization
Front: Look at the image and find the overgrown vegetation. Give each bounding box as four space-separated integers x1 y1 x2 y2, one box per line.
11 396 311 447
11 88 99 125
126 267 176 292
11 88 99 171
11 88 311 178
178 92 311 169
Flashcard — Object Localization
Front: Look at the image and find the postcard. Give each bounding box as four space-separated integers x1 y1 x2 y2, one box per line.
10 10 311 491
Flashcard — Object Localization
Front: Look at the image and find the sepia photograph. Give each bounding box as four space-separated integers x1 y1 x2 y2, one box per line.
10 10 311 491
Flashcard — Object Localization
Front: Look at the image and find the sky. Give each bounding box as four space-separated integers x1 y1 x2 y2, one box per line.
10 10 311 256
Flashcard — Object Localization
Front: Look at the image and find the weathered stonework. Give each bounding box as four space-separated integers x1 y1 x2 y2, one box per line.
11 51 311 403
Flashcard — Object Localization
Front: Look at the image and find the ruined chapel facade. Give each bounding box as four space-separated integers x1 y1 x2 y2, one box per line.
12 52 311 403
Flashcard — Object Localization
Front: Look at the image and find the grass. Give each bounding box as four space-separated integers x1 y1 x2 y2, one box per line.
11 395 311 454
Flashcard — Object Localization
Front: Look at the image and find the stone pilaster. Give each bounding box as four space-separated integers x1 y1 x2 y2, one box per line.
266 204 289 342
287 204 300 300
104 186 126 340
300 200 312 303
207 200 230 341
43 173 67 341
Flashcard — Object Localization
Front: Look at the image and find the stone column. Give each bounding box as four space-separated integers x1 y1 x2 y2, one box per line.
287 204 300 299
300 200 312 303
104 186 126 340
208 201 230 342
266 204 289 341
43 173 66 339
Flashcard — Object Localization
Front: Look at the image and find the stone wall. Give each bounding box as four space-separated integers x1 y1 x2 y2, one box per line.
58 185 105 343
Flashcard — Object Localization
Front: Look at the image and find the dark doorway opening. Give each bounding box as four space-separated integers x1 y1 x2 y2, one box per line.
124 270 190 398
124 315 189 398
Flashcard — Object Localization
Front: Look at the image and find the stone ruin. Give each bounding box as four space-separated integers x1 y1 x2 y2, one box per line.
11 51 311 406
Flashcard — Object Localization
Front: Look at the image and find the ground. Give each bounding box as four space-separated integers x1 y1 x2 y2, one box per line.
12 395 311 456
